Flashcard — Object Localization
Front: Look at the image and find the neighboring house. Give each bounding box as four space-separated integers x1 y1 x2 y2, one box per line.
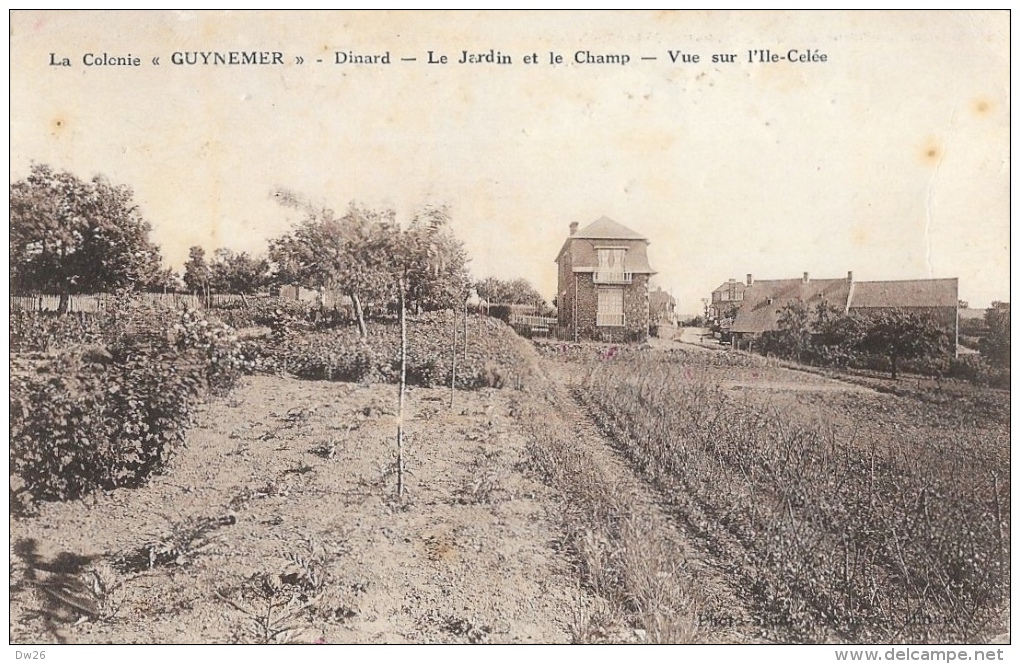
731 272 853 339
730 271 960 352
849 278 960 334
555 216 656 342
709 277 747 320
649 287 677 325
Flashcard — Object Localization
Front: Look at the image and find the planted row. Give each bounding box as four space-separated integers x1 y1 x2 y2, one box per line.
573 352 1008 643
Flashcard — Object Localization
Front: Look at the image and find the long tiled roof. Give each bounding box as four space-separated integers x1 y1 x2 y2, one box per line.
850 278 959 309
731 278 851 334
731 275 959 334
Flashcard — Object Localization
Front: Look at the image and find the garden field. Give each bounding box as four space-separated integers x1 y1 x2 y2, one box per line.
545 344 1009 643
9 306 1010 644
10 376 597 644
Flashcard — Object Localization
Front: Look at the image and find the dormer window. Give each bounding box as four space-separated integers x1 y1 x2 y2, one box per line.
594 247 631 284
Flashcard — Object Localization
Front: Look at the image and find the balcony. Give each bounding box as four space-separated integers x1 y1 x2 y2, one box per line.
593 270 633 284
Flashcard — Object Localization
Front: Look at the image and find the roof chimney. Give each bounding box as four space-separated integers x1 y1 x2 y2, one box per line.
569 221 579 235
746 273 753 286
847 270 854 283
728 277 735 284
803 272 810 284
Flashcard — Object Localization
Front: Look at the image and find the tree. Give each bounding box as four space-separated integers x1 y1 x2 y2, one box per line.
401 205 472 313
10 164 163 311
183 246 211 298
475 276 546 309
812 304 865 367
271 193 473 335
854 309 951 379
718 303 741 321
980 301 1010 364
760 301 812 360
505 278 546 309
759 301 865 365
208 248 271 294
270 198 400 337
474 276 504 304
142 266 183 293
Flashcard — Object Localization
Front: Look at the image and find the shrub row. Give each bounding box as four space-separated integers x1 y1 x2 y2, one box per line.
207 297 336 331
247 311 535 390
10 349 202 502
10 306 245 504
10 310 109 352
823 351 1011 390
9 296 346 353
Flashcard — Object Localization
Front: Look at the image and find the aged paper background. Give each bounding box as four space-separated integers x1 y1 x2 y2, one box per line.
8 10 1010 312
6 10 1013 656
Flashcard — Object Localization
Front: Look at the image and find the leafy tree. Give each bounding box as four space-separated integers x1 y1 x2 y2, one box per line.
142 266 183 293
760 301 863 365
270 198 400 337
10 164 163 311
475 277 503 303
271 193 473 335
183 246 210 298
208 248 271 294
475 276 546 309
717 302 741 322
401 205 472 313
854 309 951 379
979 301 1010 364
760 301 812 360
812 305 864 367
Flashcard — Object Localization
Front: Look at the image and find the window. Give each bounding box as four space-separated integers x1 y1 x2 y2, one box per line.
597 288 624 327
594 248 631 284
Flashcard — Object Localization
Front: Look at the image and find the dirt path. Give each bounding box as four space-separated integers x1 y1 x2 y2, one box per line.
10 376 592 644
673 326 722 351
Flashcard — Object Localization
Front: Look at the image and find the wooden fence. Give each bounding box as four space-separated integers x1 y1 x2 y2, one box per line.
10 293 202 313
509 313 558 337
10 291 341 313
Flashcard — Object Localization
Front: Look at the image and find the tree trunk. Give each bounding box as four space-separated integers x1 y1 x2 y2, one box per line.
463 299 468 358
57 244 70 313
450 309 457 409
351 291 368 338
890 354 898 380
396 277 407 499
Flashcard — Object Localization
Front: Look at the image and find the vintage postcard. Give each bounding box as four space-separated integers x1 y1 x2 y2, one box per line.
8 10 1011 656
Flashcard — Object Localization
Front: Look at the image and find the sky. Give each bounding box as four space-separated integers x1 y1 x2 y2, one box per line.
8 10 1011 311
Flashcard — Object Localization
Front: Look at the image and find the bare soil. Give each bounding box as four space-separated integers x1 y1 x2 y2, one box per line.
10 376 594 644
10 342 1007 644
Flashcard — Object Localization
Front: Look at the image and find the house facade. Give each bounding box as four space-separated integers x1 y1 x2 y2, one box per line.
555 216 656 342
730 272 853 340
709 277 747 320
649 287 677 326
729 271 960 352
